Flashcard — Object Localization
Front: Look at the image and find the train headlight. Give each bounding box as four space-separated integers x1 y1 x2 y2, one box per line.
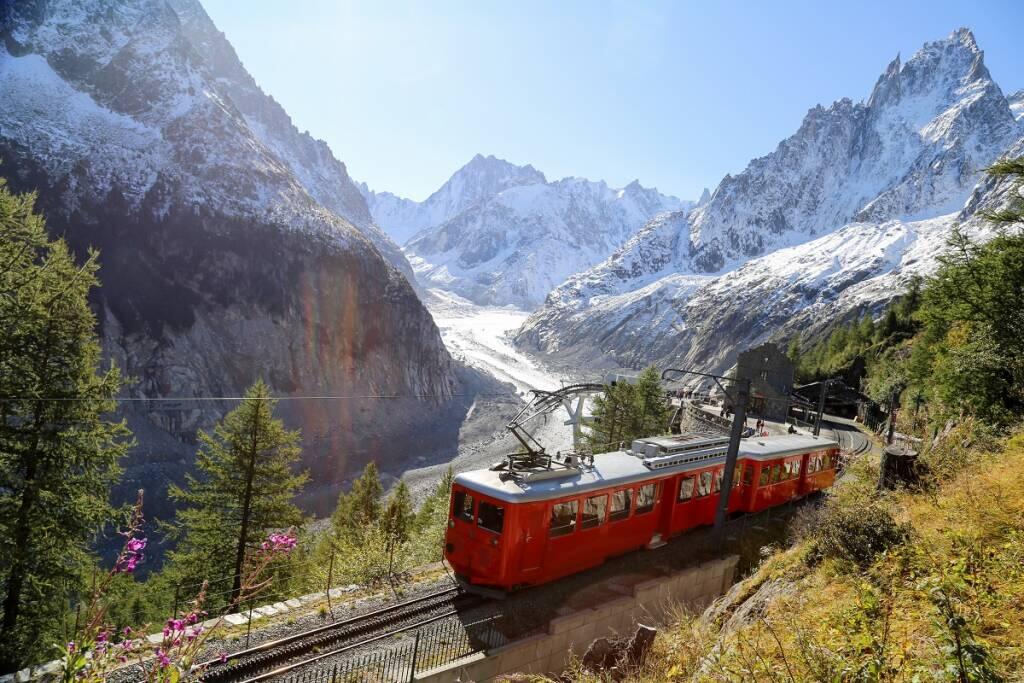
490 537 498 547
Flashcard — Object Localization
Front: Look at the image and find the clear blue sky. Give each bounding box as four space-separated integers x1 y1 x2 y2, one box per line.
202 0 1023 202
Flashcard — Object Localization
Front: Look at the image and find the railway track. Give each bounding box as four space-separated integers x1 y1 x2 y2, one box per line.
198 587 488 683
830 421 872 457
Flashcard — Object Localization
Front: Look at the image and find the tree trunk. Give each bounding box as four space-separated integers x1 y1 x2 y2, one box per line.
230 402 261 607
0 459 37 672
0 320 53 672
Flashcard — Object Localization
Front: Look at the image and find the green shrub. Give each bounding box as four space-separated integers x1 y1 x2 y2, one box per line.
815 490 909 567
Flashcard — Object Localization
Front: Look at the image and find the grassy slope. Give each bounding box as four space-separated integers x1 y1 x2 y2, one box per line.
557 429 1024 682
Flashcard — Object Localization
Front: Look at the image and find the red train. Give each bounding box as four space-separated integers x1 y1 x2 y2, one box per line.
444 432 839 592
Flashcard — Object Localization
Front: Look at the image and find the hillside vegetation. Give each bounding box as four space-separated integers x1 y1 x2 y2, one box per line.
554 157 1024 682
568 428 1023 681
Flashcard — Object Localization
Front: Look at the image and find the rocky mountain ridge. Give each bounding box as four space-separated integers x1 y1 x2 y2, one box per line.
517 28 1023 375
0 0 481 515
363 155 689 308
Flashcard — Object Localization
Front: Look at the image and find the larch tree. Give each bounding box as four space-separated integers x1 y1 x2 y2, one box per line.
0 179 130 671
329 461 382 543
380 481 413 585
585 367 671 454
165 380 307 606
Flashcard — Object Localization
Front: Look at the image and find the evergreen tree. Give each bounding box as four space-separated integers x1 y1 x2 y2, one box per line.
585 367 671 454
411 468 453 561
0 180 130 671
165 380 307 606
856 314 876 347
786 334 802 366
983 157 1024 225
329 461 383 543
877 308 900 341
380 481 413 583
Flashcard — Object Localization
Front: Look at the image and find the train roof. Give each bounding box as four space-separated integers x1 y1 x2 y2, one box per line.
454 433 838 504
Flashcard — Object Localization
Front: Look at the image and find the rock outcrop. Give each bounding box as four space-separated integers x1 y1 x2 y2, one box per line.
0 0 480 516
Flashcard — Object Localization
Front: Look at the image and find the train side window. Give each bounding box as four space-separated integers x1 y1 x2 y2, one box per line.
477 501 504 534
549 500 579 537
732 464 743 489
822 453 834 470
636 483 657 514
792 460 802 478
609 489 632 521
697 471 714 497
712 469 723 493
759 466 770 487
807 456 818 474
677 476 695 502
581 495 608 529
770 464 782 484
743 464 755 486
453 491 474 522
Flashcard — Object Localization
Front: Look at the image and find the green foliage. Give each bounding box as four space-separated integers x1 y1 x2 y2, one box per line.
330 461 383 545
795 277 921 387
982 157 1024 226
314 467 453 589
585 366 672 454
814 487 909 567
0 178 131 670
163 380 307 607
908 227 1024 424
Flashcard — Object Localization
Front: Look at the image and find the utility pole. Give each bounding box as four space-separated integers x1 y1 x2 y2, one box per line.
715 378 750 533
661 368 750 540
813 379 833 436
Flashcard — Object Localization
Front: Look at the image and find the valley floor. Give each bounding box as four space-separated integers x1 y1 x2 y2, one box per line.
400 289 582 497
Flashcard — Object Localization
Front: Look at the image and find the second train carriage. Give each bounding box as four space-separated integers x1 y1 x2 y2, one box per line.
444 432 839 592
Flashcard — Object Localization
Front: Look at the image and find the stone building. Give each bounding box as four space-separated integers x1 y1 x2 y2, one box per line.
734 342 794 422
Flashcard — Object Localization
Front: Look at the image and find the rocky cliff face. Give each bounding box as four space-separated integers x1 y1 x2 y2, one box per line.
517 29 1022 375
1010 89 1024 121
382 155 688 308
0 0 474 515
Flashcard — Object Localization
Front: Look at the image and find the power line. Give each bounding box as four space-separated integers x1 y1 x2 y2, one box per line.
0 392 520 403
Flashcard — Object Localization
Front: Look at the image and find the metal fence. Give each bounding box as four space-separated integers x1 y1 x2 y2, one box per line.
274 615 504 683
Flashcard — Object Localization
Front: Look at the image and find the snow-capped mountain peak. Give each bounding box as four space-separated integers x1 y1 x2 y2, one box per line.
360 154 546 244
517 28 1023 378
402 170 690 308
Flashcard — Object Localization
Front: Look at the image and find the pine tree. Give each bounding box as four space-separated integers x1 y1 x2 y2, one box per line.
983 157 1024 225
329 461 383 543
786 334 802 366
856 314 876 347
380 481 413 584
585 367 671 454
411 468 453 560
0 180 130 671
164 380 307 606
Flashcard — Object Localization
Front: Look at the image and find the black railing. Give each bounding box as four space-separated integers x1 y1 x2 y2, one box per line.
273 615 503 683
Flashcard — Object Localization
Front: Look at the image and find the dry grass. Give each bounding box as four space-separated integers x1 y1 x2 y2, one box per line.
548 428 1024 682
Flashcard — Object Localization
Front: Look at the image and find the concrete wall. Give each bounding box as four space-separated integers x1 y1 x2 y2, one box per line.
416 555 739 683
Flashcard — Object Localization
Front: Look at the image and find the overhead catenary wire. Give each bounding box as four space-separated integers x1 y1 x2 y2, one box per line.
0 391 523 402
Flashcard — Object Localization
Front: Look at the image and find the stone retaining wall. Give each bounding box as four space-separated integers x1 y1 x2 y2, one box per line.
416 555 739 683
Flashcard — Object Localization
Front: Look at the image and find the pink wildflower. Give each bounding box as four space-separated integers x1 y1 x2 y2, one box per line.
265 532 298 553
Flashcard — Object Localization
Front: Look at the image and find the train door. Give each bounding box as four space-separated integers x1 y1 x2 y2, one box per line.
517 504 547 576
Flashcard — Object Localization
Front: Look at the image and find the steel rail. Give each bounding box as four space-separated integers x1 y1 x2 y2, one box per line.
198 587 483 682
237 607 467 683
